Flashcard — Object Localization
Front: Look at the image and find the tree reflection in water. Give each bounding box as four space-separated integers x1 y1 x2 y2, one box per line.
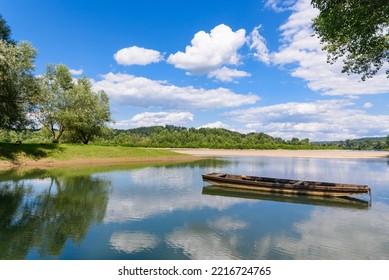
0 170 111 259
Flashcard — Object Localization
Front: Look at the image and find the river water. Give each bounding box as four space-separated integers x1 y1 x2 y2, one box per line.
1 156 389 259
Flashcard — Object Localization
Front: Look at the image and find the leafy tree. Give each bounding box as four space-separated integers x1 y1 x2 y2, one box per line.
0 41 39 129
65 78 111 144
311 0 389 80
36 64 74 143
0 14 13 43
37 65 111 144
0 15 39 130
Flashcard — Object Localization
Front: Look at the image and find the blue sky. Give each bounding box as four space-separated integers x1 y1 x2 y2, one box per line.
2 0 389 141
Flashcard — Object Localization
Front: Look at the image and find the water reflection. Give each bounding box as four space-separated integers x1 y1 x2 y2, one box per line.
254 203 389 259
110 232 158 254
0 157 389 260
202 186 371 210
0 169 111 259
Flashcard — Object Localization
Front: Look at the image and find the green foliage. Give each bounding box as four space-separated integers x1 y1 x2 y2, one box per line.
0 40 39 129
65 78 111 144
331 136 389 150
36 65 111 144
312 0 389 80
102 126 326 150
36 64 74 142
0 14 13 43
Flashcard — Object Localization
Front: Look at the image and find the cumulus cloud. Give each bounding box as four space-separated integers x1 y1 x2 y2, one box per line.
199 121 233 130
112 112 194 129
272 0 389 96
92 72 259 110
225 100 389 141
167 24 246 74
207 66 251 82
69 68 84 75
363 102 373 109
114 46 163 66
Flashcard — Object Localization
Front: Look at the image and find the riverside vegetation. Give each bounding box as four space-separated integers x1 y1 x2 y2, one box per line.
3 125 389 151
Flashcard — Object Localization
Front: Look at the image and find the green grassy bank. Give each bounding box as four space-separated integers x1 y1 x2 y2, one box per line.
0 143 185 163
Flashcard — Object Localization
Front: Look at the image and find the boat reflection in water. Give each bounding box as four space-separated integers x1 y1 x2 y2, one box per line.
202 185 371 210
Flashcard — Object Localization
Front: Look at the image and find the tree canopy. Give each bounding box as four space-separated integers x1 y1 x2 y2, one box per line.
0 40 39 129
0 14 13 43
311 0 389 80
37 64 111 144
0 14 39 130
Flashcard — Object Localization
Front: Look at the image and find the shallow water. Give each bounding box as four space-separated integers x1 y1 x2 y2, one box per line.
1 156 388 259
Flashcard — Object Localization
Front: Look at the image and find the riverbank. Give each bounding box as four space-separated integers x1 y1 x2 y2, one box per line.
2 144 388 169
171 148 389 159
0 144 201 169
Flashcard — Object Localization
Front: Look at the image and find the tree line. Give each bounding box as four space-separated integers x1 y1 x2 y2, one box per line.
1 14 111 144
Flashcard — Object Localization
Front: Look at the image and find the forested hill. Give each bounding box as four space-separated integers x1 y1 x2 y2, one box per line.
2 125 388 150
112 125 327 149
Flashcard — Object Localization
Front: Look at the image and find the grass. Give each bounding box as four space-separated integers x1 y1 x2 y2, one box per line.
0 143 181 162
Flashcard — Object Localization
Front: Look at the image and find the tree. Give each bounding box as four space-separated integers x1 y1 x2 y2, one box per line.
37 65 111 144
0 14 39 130
311 0 389 80
0 14 13 43
65 78 111 144
36 64 74 143
0 41 39 130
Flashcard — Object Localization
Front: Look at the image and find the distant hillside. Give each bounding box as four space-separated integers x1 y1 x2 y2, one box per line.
111 125 336 150
316 136 389 150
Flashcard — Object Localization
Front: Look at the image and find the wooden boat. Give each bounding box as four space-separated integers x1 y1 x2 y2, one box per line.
202 172 371 197
202 186 370 209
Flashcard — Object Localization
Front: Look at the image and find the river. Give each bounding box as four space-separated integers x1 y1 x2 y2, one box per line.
1 156 388 259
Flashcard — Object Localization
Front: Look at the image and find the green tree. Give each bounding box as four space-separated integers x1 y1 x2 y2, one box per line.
36 64 74 143
311 0 389 80
37 65 111 144
1 15 39 130
65 78 111 144
0 14 13 43
0 41 39 129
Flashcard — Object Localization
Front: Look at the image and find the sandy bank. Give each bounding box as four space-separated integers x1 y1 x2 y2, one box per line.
171 149 389 159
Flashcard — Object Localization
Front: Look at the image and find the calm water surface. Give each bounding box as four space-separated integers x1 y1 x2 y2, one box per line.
1 156 389 260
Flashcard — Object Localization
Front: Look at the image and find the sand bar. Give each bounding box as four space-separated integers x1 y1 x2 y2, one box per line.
171 149 389 159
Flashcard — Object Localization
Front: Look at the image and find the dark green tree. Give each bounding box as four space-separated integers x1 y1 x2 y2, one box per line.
311 0 389 80
0 14 13 43
0 14 39 130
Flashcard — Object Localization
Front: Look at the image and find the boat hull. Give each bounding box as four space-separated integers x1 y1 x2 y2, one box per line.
202 173 371 197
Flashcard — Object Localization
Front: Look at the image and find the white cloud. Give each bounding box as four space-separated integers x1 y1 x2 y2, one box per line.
114 46 163 66
225 99 389 141
248 25 270 64
207 66 251 82
112 112 193 129
110 232 158 253
272 0 389 96
363 102 373 109
92 72 259 110
199 121 233 130
69 68 84 75
167 24 246 74
264 0 296 12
